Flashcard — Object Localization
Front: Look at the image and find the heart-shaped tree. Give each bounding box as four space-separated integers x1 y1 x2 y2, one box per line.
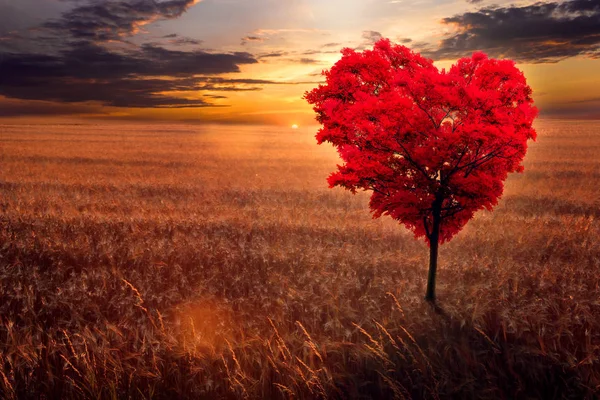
305 38 538 302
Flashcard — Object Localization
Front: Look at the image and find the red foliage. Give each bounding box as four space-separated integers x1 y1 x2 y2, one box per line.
305 39 538 245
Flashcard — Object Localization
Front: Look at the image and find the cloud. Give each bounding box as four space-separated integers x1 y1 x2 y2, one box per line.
297 58 320 64
0 0 294 111
431 0 600 63
252 28 325 35
0 3 33 35
362 30 383 45
162 33 203 46
240 28 328 47
0 40 315 110
44 0 202 42
241 35 265 45
0 96 106 117
0 41 260 108
0 1 327 115
257 51 289 58
567 96 600 104
1 42 257 81
353 30 383 51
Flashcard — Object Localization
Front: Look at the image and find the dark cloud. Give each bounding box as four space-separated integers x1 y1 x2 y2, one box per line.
538 101 600 119
257 51 288 58
1 42 256 81
0 0 64 36
44 0 201 42
2 80 212 108
353 30 383 51
362 30 383 45
139 44 253 75
241 35 264 45
0 4 31 35
567 96 600 104
0 0 319 115
0 0 273 111
0 39 317 109
322 42 341 48
169 37 203 46
0 41 261 108
160 33 202 45
297 58 320 64
195 77 288 85
431 0 600 63
0 96 105 116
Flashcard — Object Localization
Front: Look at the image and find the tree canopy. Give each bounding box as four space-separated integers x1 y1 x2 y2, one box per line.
305 39 538 245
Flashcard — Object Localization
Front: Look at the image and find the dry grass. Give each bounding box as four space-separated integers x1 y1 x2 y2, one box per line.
0 119 598 399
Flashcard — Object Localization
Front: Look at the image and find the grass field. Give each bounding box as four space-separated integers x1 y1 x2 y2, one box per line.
0 119 599 399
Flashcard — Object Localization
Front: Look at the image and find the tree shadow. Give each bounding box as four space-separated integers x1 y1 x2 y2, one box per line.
411 301 593 400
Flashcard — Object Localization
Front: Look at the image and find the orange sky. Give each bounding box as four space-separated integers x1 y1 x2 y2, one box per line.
1 0 599 125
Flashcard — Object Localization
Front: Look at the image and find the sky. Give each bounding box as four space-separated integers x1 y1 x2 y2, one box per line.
0 0 599 125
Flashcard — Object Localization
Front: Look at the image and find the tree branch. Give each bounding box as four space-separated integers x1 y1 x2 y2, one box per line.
393 138 435 183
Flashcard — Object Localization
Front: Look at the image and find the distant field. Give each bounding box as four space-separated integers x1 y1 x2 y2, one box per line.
0 120 599 399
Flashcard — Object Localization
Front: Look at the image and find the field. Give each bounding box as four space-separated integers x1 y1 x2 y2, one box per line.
0 120 599 399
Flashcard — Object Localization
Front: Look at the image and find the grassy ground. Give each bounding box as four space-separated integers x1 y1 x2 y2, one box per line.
0 120 598 399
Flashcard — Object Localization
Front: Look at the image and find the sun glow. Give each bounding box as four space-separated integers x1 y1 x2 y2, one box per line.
291 124 299 129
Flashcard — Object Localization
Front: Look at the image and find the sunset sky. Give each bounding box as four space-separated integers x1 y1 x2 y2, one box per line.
1 0 599 125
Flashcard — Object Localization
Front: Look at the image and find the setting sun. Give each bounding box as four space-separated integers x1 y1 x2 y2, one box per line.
291 124 299 129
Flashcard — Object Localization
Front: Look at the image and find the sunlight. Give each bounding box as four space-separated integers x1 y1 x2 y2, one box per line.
174 299 234 355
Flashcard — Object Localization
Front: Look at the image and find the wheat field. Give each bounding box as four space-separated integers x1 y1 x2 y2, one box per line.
0 119 598 399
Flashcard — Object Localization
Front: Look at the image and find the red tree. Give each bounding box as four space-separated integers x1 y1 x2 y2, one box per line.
305 39 538 302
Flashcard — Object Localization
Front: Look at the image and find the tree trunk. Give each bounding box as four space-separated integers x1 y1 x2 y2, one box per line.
425 198 442 302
